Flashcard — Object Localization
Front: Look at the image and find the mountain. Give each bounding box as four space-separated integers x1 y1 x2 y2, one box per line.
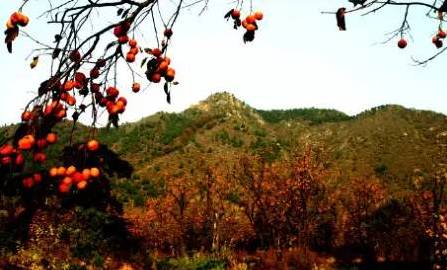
2 92 445 205
83 92 446 205
2 92 447 269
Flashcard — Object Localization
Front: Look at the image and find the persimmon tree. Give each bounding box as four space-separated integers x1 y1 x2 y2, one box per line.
329 0 447 64
0 0 265 204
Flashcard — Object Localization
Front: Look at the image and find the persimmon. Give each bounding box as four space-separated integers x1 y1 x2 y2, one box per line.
66 95 76 106
0 144 14 156
10 12 21 25
21 111 33 122
90 167 100 178
36 139 48 149
106 87 119 98
1 156 12 165
62 176 73 185
57 166 66 176
55 108 67 120
90 68 100 79
128 39 137 47
132 82 141 93
22 177 34 189
69 50 81 62
397 38 407 49
60 93 69 102
246 24 256 32
164 57 171 65
129 47 139 55
150 73 162 83
242 20 248 29
254 11 264 21
151 48 162 57
75 72 86 83
17 13 29 27
33 173 42 184
10 12 28 27
91 83 101 93
164 28 173 38
49 167 58 177
115 101 126 114
106 101 115 114
158 61 169 73
46 133 58 144
246 15 256 24
231 9 241 19
33 152 46 163
63 80 75 91
118 35 129 44
113 25 124 37
74 80 83 89
126 52 136 63
87 139 100 151
18 135 35 150
117 96 128 106
58 183 71 193
72 172 85 183
165 68 176 82
77 181 88 190
15 153 24 166
82 169 91 180
66 165 77 176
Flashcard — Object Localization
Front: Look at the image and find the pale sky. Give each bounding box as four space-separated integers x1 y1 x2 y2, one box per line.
1 0 446 125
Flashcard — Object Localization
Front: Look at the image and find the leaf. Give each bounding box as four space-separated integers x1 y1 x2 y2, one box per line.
336 7 347 31
163 82 169 95
141 57 148 68
52 48 61 59
224 9 233 20
348 0 367 7
121 9 130 19
6 42 12 53
440 1 447 13
30 56 39 69
164 82 171 104
4 26 19 53
243 31 255 43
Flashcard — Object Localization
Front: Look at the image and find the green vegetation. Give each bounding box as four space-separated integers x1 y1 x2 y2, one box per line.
256 108 352 124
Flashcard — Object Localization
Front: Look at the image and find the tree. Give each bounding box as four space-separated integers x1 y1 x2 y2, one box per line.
327 0 447 64
0 0 265 203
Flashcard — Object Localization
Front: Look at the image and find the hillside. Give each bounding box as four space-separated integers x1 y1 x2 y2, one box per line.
2 92 447 269
1 92 445 205
67 92 443 206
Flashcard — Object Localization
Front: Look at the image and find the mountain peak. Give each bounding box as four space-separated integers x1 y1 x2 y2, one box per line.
192 92 248 112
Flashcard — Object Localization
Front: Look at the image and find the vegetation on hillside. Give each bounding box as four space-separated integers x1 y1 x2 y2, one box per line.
1 93 446 269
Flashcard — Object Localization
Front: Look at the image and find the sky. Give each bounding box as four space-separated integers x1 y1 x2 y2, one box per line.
0 0 446 125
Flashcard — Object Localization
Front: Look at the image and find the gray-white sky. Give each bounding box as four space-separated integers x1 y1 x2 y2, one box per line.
1 0 446 125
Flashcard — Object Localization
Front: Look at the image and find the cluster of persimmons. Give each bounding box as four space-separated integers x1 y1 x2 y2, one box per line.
226 9 264 42
398 28 447 49
49 164 101 193
6 11 29 29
